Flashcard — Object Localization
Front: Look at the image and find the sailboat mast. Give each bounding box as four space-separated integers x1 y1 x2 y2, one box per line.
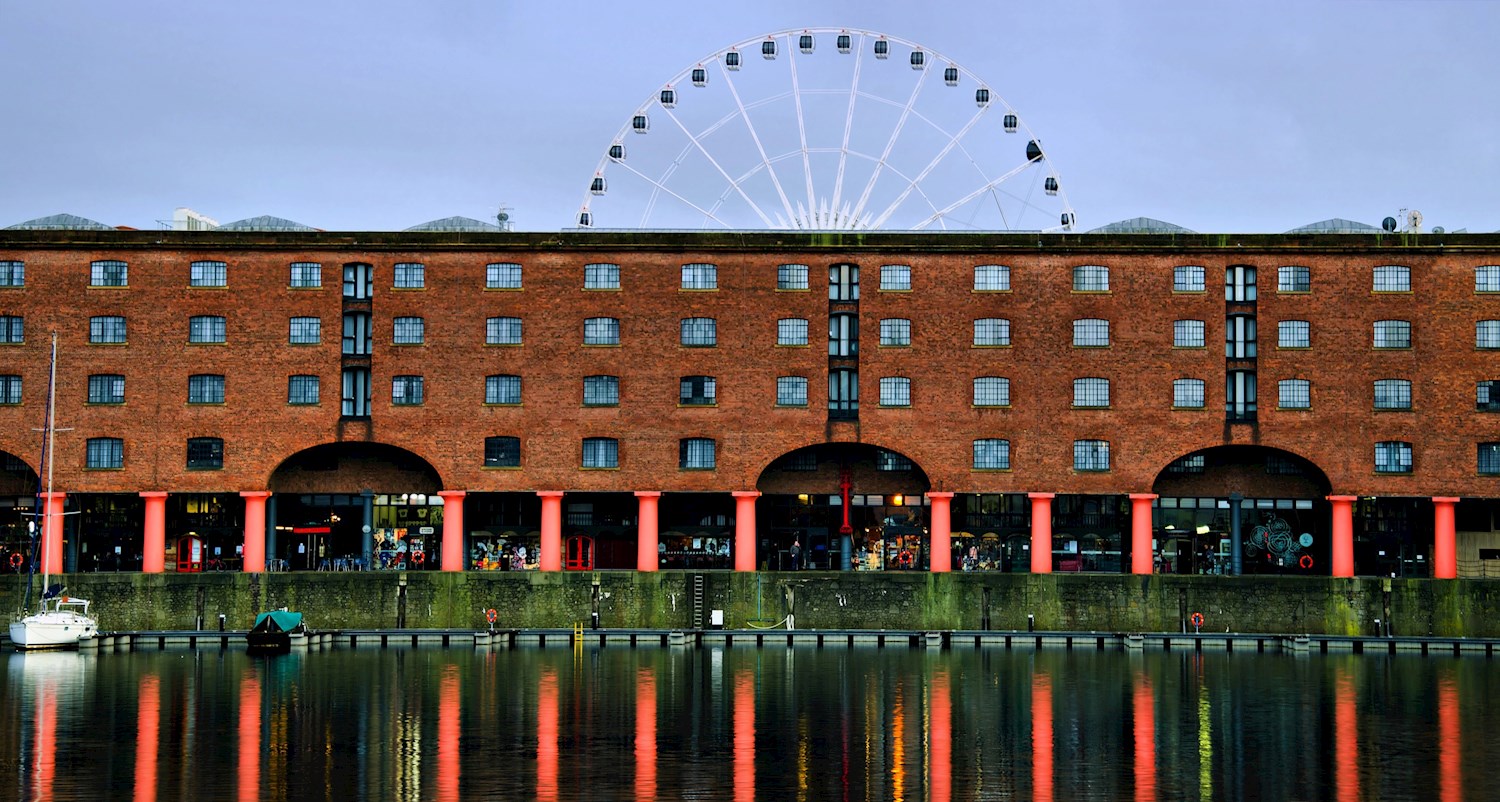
41 331 56 587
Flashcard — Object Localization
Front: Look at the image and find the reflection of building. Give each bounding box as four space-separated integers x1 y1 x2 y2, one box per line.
2 214 1500 578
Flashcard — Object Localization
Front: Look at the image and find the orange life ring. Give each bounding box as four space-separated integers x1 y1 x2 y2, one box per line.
411 550 425 565
485 608 497 625
1299 554 1314 569
1189 612 1205 628
8 552 21 568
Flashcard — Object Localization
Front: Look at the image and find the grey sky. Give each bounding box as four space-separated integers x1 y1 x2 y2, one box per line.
2 0 1496 233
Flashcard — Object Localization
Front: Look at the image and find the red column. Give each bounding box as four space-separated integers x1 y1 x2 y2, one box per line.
636 492 660 572
927 492 954 573
1329 495 1356 578
1029 493 1054 574
438 491 466 572
39 491 65 576
140 491 168 574
1432 496 1458 579
239 491 269 573
732 492 760 572
1129 493 1157 575
538 491 563 572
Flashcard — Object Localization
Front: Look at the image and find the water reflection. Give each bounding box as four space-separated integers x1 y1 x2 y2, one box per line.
0 646 1496 800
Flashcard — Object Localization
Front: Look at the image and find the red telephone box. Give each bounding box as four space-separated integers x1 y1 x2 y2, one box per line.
565 535 594 570
176 535 203 573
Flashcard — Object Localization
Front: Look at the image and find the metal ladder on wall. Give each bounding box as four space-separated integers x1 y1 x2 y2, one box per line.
691 574 706 629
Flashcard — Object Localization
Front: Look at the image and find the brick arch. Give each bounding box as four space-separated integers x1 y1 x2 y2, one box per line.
268 442 443 495
0 449 39 496
755 442 931 496
1151 444 1331 499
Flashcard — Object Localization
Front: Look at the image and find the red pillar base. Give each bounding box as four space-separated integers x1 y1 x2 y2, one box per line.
1329 495 1356 578
240 491 270 573
1129 493 1157 575
928 492 954 572
538 492 563 572
140 492 168 574
438 491 467 572
1433 496 1458 580
732 492 760 572
636 492 661 572
1028 493 1054 574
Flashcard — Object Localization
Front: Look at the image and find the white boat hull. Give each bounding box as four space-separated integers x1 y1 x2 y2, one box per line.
9 611 98 650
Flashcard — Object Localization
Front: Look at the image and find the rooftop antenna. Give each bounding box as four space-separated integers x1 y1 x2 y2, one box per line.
1404 209 1423 234
496 205 514 232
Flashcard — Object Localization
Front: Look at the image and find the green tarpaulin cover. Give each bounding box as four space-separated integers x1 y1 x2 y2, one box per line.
252 610 303 632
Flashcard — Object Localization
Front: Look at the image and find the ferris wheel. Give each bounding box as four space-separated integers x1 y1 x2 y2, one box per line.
576 28 1075 232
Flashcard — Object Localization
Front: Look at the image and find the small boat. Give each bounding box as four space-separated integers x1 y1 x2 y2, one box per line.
9 584 97 650
246 609 308 652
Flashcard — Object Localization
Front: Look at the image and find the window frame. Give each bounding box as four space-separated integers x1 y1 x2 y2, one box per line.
392 316 425 345
973 318 1011 347
879 264 912 291
87 374 125 405
1173 378 1206 409
1479 443 1500 476
485 374 522 406
1173 319 1206 348
1374 441 1413 474
972 438 1011 470
973 376 1011 407
0 374 19 405
90 315 127 344
679 437 717 470
391 375 425 405
582 437 619 469
1277 266 1310 293
0 260 24 287
777 318 810 346
1476 266 1500 293
583 316 620 346
1073 439 1111 472
878 376 911 408
1373 319 1412 350
289 262 323 289
680 317 717 347
1072 265 1109 292
879 318 911 347
1072 318 1109 348
189 260 227 288
1373 265 1410 293
486 316 522 346
186 437 224 470
187 374 226 405
680 375 717 406
188 315 226 344
289 316 321 345
1277 320 1310 349
392 262 426 289
288 375 320 405
583 375 620 407
1478 320 1500 350
974 264 1010 292
1173 265 1205 293
486 262 522 290
1278 379 1311 410
484 436 521 468
90 260 128 287
85 437 124 469
584 262 620 290
1373 378 1412 410
1072 377 1110 408
0 315 21 344
776 376 808 407
777 263 810 291
681 263 718 290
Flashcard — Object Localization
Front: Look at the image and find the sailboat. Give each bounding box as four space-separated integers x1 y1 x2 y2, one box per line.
9 332 97 650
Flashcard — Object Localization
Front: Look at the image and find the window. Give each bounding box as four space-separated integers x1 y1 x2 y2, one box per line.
1373 265 1410 292
1476 266 1500 293
681 263 717 290
484 436 521 468
877 450 913 471
288 375 320 405
486 316 522 345
0 261 23 287
342 368 371 417
393 317 425 345
829 368 858 419
392 375 424 405
186 438 223 470
190 260 227 287
879 377 911 407
0 375 20 405
485 374 522 405
829 313 858 356
776 376 808 406
343 263 372 299
393 262 425 289
584 263 620 290
88 374 124 404
582 437 619 468
1278 266 1310 292
290 262 322 288
973 377 1010 407
1073 377 1110 407
487 262 522 289
777 318 809 346
1073 319 1109 347
0 315 23 343
1226 370 1257 421
1278 320 1310 348
1375 441 1412 474
189 315 226 344
1167 455 1205 475
680 375 716 406
1373 320 1411 349
1173 319 1205 348
583 317 619 346
880 318 911 347
1478 321 1500 349
342 313 371 355
86 437 123 469
188 374 225 404
289 316 321 344
1225 266 1257 302
880 264 911 291
829 263 859 301
1374 379 1411 410
1174 265 1205 292
680 438 716 469
1072 265 1108 292
583 375 619 406
1478 381 1500 411
1226 314 1257 358
973 439 1011 470
777 263 809 290
681 317 717 347
1073 440 1110 471
973 318 1010 346
1479 443 1500 476
974 264 1010 291
781 452 817 471
90 260 127 287
1278 379 1310 410
1173 378 1205 409
89 316 125 344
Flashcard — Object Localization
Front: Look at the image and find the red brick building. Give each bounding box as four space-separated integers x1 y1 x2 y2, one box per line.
2 216 1498 578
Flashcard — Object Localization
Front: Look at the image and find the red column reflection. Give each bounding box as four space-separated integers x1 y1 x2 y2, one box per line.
30 676 57 802
1439 672 1461 802
930 670 951 802
635 667 657 801
1133 672 1155 802
135 674 160 802
1032 671 1053 802
437 665 460 802
1335 666 1358 802
238 673 261 802
734 666 755 802
538 667 558 802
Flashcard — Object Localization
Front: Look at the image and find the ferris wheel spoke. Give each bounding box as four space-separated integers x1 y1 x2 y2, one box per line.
867 105 989 229
716 60 798 226
611 159 735 228
850 60 929 224
911 159 1039 229
831 33 866 219
661 107 777 228
787 43 817 221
